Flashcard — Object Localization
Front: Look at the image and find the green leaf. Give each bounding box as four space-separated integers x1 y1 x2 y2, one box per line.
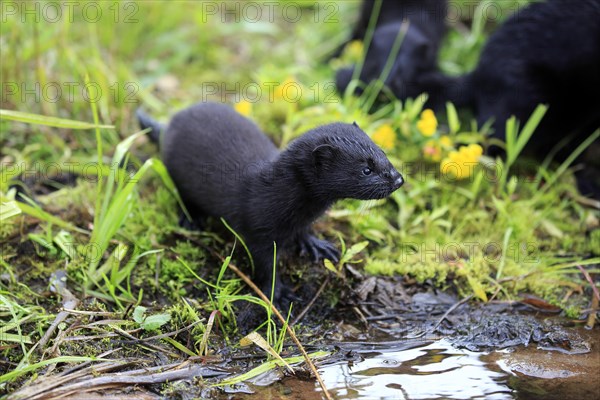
429 206 449 221
0 109 113 130
343 241 369 261
151 159 192 222
0 332 32 344
215 351 329 387
467 275 488 302
17 201 88 234
446 102 460 134
496 227 513 281
28 233 56 253
504 116 517 162
163 336 196 357
88 156 155 278
132 306 146 324
540 219 564 239
323 259 337 274
54 230 77 259
132 306 170 331
0 356 105 384
513 104 548 162
141 313 171 331
0 200 21 221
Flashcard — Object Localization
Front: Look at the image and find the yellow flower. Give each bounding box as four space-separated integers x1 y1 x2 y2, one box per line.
371 124 396 150
416 109 438 137
234 100 252 117
274 77 299 100
423 139 442 162
464 143 483 158
439 135 453 148
346 40 364 62
440 144 483 180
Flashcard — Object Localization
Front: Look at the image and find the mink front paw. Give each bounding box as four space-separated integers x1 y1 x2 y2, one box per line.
298 235 340 263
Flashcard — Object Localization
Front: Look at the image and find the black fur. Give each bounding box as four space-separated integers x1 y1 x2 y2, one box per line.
336 0 448 106
138 103 404 307
457 0 600 159
136 108 164 144
338 0 600 196
334 0 446 57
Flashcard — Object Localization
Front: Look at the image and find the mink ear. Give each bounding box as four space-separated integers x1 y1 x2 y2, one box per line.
312 144 336 169
352 121 359 128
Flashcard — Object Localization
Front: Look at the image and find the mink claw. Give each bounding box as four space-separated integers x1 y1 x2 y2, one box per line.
299 235 340 263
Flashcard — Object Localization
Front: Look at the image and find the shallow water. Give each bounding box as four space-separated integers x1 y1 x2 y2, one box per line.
318 333 598 400
245 329 599 400
320 340 512 399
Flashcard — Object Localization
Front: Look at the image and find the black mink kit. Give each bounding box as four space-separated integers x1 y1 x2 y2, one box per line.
138 102 404 309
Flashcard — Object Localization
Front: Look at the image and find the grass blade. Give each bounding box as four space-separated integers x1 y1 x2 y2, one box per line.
0 109 113 130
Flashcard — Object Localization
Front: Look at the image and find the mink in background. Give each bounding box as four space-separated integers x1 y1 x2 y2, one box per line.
335 0 449 107
336 0 600 196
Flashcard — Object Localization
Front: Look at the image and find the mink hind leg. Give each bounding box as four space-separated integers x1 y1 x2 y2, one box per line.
250 245 301 308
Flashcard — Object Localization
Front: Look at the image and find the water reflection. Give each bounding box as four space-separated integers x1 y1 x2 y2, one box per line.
319 340 512 399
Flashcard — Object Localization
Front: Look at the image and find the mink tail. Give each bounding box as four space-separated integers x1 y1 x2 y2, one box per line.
136 108 164 144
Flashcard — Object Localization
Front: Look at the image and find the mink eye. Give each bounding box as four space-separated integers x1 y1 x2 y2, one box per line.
362 167 372 176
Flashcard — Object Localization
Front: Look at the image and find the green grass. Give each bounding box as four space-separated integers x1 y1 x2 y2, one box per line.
0 0 598 395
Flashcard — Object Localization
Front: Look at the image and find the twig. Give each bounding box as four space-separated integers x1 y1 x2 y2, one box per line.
110 327 180 358
352 306 369 327
586 293 598 329
10 360 126 399
432 295 473 331
61 309 116 316
291 276 330 326
37 290 79 351
125 320 203 343
57 348 125 377
571 193 600 209
577 265 600 301
11 362 229 400
365 314 402 321
224 261 333 400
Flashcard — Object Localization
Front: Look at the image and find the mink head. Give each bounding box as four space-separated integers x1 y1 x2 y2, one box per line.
297 123 404 200
336 23 438 99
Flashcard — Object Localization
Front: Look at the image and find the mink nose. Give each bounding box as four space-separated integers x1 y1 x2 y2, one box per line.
384 170 404 189
393 174 404 189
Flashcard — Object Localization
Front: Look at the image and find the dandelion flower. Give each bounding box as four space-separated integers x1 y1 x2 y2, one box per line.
372 124 396 150
464 143 483 158
440 144 483 180
234 100 253 117
417 109 438 137
439 135 453 148
346 40 364 61
274 77 299 101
